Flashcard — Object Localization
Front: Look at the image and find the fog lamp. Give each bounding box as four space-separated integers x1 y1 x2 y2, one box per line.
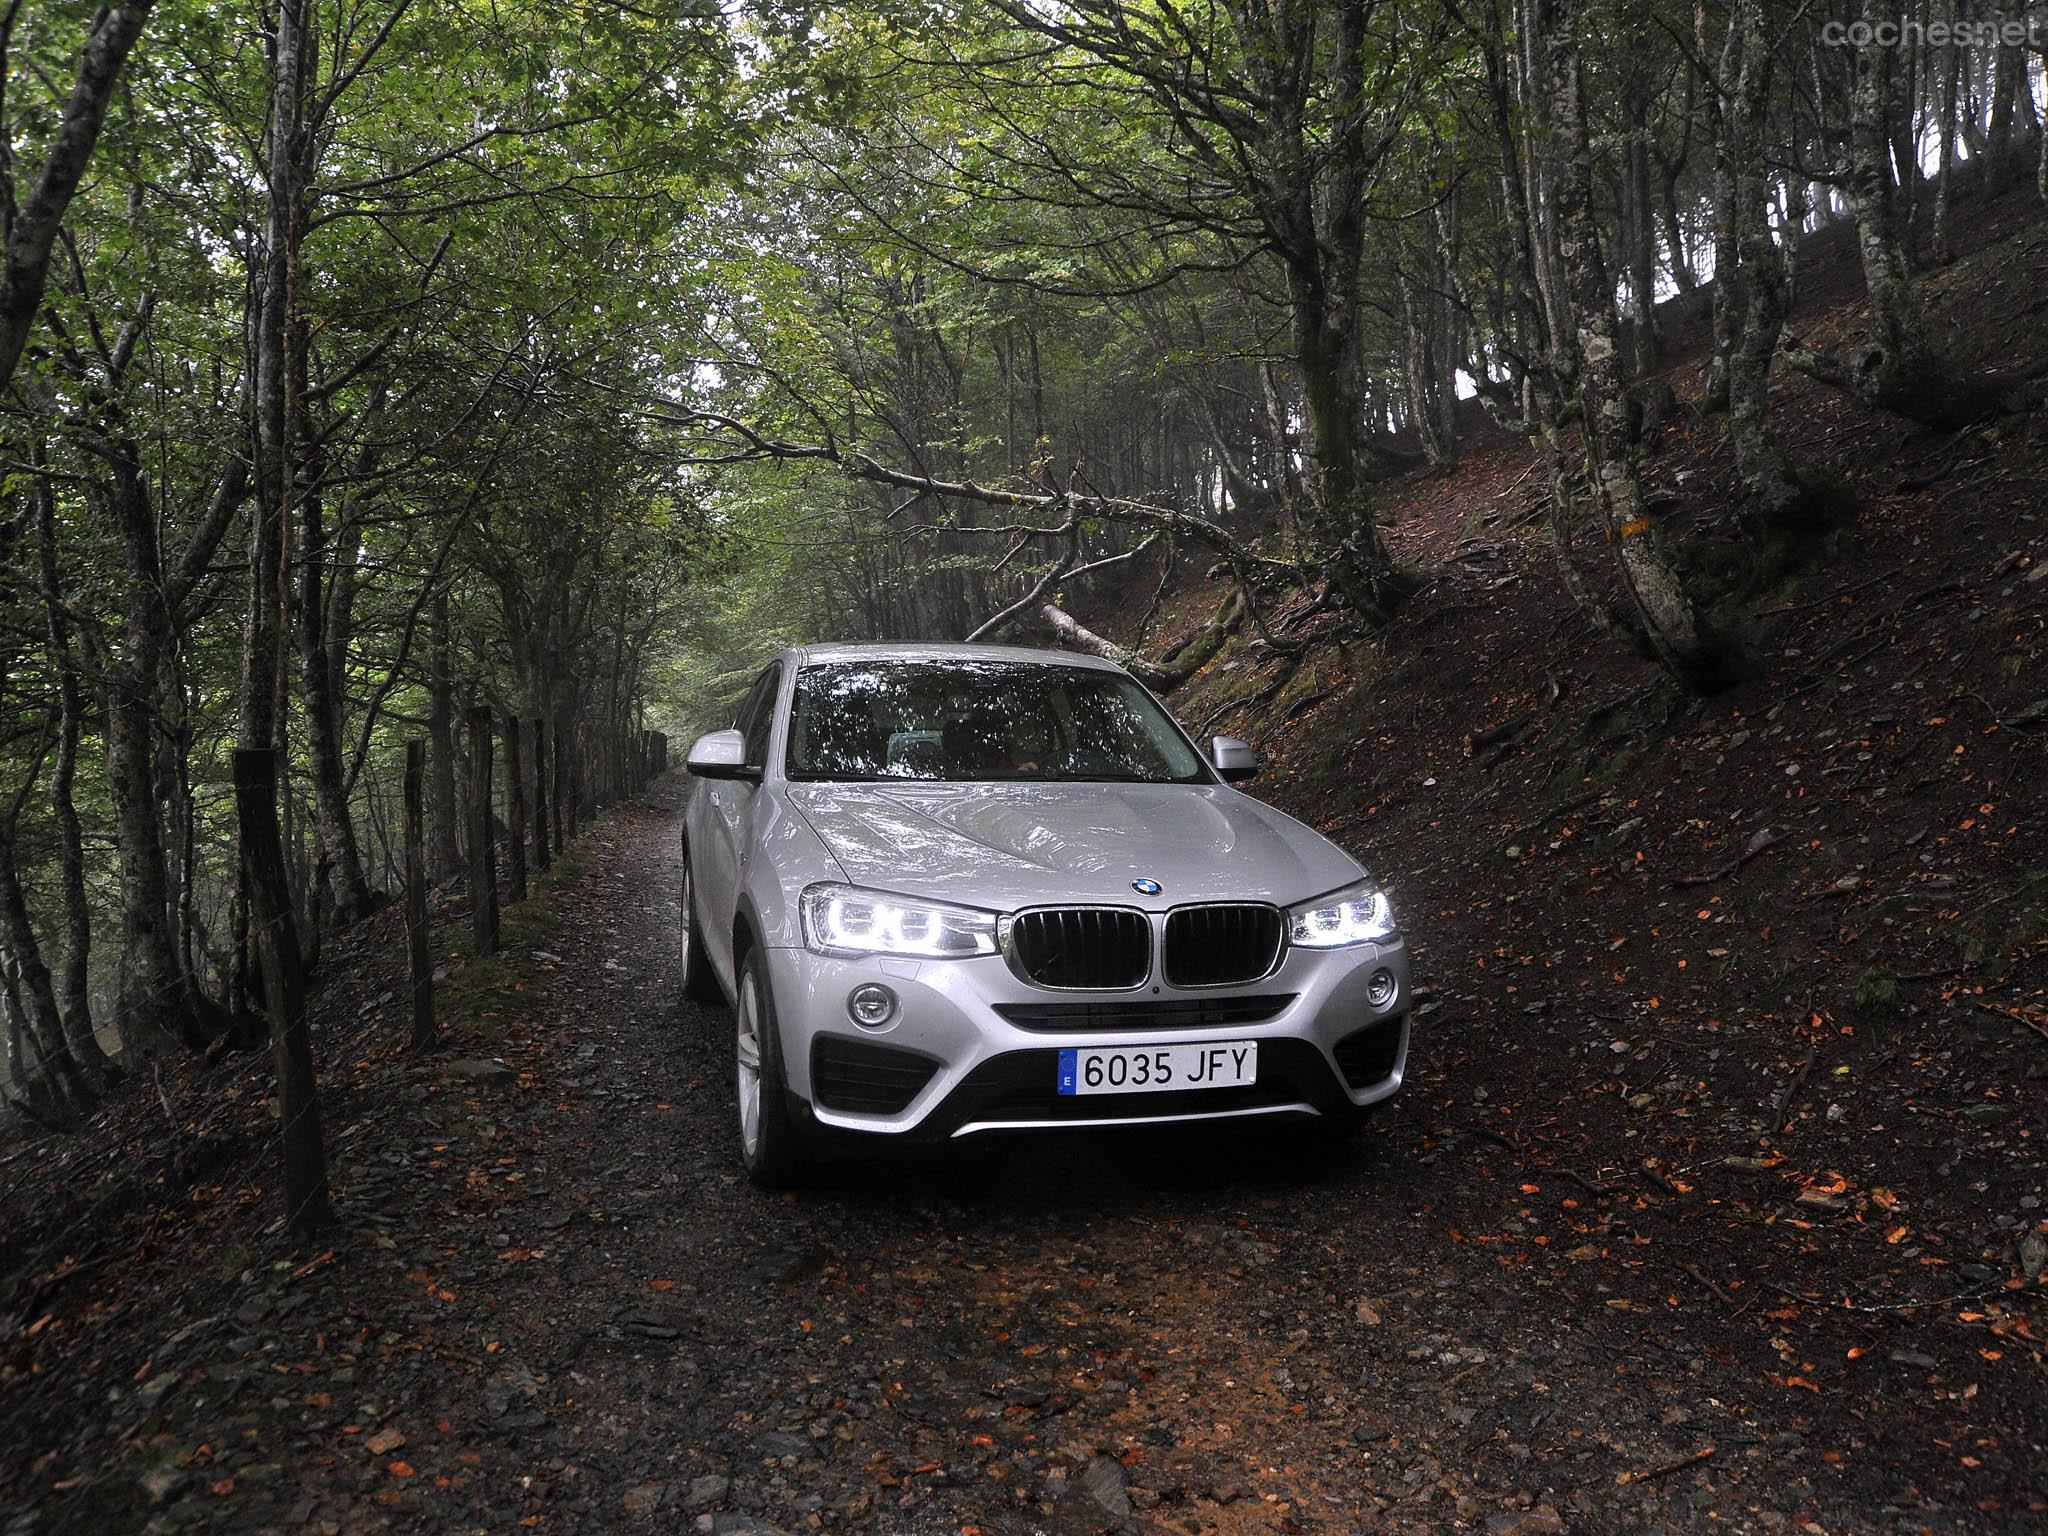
1367 969 1398 1008
847 983 898 1028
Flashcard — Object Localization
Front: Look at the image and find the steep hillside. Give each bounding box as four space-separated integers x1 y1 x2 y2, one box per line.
1096 184 2048 1501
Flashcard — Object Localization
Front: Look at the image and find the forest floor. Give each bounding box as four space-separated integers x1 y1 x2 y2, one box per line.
5 192 2048 1534
5 770 2040 1536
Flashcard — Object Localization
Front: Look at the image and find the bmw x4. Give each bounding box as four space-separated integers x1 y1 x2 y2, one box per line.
679 643 1411 1185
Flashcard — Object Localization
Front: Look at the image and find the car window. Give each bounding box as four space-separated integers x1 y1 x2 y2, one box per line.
785 660 1207 783
740 663 781 769
731 670 768 735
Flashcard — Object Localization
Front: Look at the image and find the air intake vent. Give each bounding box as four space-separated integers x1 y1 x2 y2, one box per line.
1333 1017 1405 1089
1163 904 1284 987
810 1036 939 1114
1005 908 1151 990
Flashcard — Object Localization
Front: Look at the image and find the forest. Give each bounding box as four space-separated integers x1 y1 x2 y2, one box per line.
2 0 2045 1532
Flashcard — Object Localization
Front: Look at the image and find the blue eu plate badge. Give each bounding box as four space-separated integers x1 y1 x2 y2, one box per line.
1057 1049 1079 1096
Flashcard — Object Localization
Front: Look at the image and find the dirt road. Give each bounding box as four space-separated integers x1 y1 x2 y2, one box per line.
13 779 2041 1536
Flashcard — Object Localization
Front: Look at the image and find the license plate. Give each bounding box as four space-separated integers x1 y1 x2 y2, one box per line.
1056 1040 1258 1096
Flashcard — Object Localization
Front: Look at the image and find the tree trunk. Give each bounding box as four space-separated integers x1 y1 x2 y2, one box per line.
242 0 315 755
504 714 527 903
1779 171 1808 306
1699 16 1738 413
551 721 566 855
1722 1 1844 531
234 748 332 1242
1783 0 1992 427
530 719 550 875
1658 184 1694 293
294 487 374 923
0 2 155 392
404 741 434 1052
1931 28 1961 262
32 460 114 1083
426 587 461 876
1540 0 1742 692
105 464 212 1053
572 721 589 838
1988 35 2025 184
467 708 499 953
1038 588 1244 691
1618 71 1661 373
1887 23 1921 236
0 822 91 1119
1290 279 1405 619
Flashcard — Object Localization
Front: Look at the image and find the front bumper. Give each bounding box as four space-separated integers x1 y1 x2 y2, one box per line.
762 936 1411 1141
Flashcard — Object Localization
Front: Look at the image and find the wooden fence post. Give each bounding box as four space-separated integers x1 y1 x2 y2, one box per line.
531 718 550 875
467 707 498 953
551 722 566 855
234 747 333 1242
577 721 593 818
504 714 527 903
404 740 434 1051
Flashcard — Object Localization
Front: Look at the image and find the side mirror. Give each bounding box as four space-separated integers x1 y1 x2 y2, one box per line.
1211 736 1260 783
686 728 758 782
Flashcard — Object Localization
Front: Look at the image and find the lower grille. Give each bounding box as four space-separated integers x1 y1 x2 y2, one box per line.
1332 1016 1406 1088
1163 904 1284 986
810 1036 939 1115
994 995 1294 1033
1005 907 1150 989
930 1039 1352 1134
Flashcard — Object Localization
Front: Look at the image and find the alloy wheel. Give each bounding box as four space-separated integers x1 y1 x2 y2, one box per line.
735 969 763 1158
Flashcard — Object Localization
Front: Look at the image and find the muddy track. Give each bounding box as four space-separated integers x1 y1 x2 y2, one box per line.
16 778 2037 1536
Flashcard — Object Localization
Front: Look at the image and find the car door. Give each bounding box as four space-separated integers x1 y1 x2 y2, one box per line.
696 662 780 986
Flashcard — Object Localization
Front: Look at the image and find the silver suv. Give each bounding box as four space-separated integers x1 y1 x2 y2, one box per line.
680 643 1411 1185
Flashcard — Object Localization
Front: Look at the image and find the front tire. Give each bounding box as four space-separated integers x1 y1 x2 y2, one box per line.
678 851 721 1004
734 948 805 1188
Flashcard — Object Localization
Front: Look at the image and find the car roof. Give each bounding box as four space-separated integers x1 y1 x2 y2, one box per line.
783 641 1127 673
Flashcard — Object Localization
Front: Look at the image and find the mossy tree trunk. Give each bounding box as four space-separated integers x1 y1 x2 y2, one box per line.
1539 0 1743 693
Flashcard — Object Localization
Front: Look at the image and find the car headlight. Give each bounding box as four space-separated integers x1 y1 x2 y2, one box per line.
800 883 998 959
1287 881 1397 948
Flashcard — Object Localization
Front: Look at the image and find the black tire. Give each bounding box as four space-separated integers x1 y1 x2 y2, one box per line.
678 849 722 1004
734 946 806 1188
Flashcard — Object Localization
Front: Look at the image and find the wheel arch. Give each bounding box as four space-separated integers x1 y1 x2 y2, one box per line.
732 898 764 973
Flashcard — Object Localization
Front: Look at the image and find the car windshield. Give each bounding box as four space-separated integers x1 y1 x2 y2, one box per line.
785 660 1209 783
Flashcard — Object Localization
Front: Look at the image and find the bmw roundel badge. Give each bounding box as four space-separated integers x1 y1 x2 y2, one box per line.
1131 878 1163 896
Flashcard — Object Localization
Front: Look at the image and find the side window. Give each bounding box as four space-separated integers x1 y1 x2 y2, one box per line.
731 671 768 734
740 664 781 770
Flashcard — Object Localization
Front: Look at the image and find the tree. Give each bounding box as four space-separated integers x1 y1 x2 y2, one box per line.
1534 0 1743 692
0 0 154 391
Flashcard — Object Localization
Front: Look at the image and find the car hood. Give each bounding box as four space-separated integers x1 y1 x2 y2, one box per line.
784 781 1363 912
